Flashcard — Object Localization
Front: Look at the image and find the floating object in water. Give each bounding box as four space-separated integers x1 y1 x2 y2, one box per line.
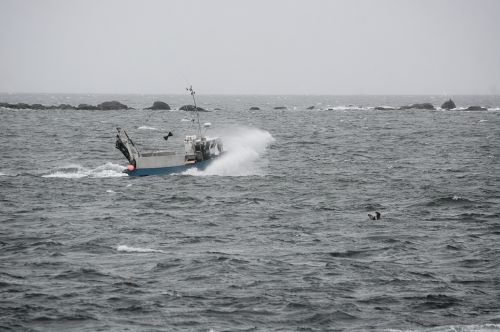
163 131 173 141
368 211 381 220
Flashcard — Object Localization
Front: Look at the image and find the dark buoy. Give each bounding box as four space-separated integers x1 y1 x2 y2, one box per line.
163 131 173 141
368 211 381 220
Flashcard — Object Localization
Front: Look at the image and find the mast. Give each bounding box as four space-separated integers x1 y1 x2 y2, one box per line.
187 85 202 139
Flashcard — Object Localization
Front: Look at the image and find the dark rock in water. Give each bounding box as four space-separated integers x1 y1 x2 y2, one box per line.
0 101 130 110
399 103 435 110
375 106 395 110
145 101 170 110
274 106 287 110
30 103 48 110
466 106 487 111
1 103 14 109
179 105 195 111
58 104 76 110
306 106 315 110
0 103 42 110
249 106 260 110
441 99 456 110
98 101 129 110
12 103 32 109
77 103 99 110
179 105 208 112
0 102 15 109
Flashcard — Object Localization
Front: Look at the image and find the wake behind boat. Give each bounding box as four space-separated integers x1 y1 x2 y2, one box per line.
115 86 223 176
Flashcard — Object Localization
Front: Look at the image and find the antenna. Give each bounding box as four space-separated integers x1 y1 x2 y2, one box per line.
186 85 202 139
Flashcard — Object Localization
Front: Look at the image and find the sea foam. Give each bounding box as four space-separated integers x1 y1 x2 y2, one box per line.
138 125 159 131
116 245 164 253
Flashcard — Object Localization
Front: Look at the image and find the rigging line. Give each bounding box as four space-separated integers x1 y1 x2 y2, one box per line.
183 81 197 130
187 85 202 138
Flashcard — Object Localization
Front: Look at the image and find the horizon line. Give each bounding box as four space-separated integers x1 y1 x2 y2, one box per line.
1 91 499 97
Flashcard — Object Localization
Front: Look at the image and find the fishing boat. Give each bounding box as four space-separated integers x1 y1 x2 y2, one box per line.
115 86 223 176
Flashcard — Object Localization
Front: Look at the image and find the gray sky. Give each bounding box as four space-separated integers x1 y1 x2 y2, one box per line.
1 0 499 95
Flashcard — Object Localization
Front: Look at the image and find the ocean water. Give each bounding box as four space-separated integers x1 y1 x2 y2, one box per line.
1 94 500 331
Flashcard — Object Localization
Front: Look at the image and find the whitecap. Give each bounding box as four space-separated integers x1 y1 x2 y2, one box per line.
42 164 87 179
138 125 158 131
385 323 500 332
375 105 395 110
324 105 370 111
91 163 127 178
116 245 164 253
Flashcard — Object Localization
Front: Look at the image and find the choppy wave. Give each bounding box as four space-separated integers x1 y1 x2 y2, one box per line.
183 127 275 176
3 94 500 331
42 162 126 178
116 245 164 253
0 170 18 177
423 195 474 207
384 324 500 332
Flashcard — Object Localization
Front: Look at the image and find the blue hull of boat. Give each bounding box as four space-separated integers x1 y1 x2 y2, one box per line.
126 158 215 177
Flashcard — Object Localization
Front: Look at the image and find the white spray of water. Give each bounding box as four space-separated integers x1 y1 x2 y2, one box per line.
137 125 159 131
183 127 275 177
43 162 126 179
116 245 164 253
